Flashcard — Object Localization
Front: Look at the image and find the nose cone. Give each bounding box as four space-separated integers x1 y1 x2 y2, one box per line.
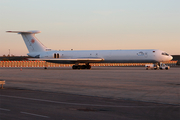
169 55 173 61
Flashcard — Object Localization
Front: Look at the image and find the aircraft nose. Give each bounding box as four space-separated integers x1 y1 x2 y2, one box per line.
170 56 173 61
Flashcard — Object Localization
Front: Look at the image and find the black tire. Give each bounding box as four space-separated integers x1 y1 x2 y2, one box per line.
72 65 77 69
87 65 91 69
82 65 86 69
77 65 81 69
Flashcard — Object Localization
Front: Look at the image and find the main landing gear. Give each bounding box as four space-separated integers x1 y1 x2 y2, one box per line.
72 63 91 69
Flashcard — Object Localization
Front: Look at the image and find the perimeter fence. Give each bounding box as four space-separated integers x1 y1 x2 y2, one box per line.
0 61 177 68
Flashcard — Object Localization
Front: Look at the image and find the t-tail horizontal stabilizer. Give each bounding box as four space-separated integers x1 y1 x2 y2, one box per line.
7 30 41 34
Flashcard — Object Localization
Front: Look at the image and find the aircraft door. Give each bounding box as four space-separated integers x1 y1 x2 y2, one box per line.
53 53 60 58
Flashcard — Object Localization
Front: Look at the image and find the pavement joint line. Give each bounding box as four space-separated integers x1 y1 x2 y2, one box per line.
1 94 180 107
20 111 50 118
0 108 11 111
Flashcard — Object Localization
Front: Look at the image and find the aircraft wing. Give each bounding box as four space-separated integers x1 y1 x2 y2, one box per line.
28 58 104 63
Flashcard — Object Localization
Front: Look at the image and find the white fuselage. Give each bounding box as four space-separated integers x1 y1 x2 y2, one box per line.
28 49 173 64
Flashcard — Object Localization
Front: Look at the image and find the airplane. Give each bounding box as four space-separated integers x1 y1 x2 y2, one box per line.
7 30 173 70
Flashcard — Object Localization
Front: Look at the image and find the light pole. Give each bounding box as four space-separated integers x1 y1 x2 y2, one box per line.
9 49 10 56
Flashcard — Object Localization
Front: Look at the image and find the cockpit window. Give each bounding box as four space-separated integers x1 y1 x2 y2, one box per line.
162 52 169 56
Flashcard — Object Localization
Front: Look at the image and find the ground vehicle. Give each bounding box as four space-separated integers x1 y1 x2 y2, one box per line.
145 64 159 70
145 63 170 70
159 63 170 70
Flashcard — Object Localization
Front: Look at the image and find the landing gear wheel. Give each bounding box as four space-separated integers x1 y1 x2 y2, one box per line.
72 65 78 69
77 65 81 69
72 65 91 69
86 65 91 69
82 65 86 69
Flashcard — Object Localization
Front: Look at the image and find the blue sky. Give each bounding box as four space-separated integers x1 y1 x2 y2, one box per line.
0 0 180 55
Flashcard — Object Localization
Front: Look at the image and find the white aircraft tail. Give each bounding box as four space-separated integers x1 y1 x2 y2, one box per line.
7 30 47 53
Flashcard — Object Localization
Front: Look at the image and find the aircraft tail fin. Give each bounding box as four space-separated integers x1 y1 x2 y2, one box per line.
7 30 47 53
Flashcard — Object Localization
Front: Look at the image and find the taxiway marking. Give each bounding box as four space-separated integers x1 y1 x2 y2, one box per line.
0 94 180 107
0 108 10 111
21 111 49 118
